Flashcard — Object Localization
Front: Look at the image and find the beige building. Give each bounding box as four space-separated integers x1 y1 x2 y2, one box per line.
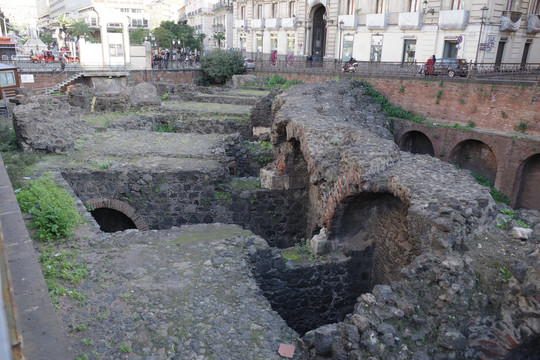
233 0 540 64
147 0 182 29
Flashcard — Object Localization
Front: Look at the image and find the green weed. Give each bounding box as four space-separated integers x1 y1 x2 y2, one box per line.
499 267 511 282
471 172 509 205
155 123 175 133
16 175 80 241
514 121 528 133
119 344 131 353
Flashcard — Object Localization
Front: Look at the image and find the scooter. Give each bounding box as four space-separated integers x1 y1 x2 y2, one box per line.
342 59 358 72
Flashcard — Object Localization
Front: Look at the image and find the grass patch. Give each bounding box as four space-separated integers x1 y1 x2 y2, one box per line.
16 175 80 241
82 112 130 127
470 172 509 205
262 75 303 90
155 123 175 133
38 247 88 308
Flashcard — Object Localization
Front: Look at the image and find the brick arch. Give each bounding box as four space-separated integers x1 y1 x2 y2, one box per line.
513 153 540 211
449 139 498 183
399 130 435 156
85 198 149 231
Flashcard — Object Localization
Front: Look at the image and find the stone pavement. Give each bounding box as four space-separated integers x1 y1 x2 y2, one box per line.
54 223 300 360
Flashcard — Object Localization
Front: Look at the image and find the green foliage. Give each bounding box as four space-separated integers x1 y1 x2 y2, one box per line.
16 175 80 241
129 27 149 45
361 82 424 123
467 121 476 128
67 20 94 39
294 238 315 260
470 172 510 205
501 111 508 119
439 150 446 157
160 92 169 101
499 267 511 282
214 191 232 201
436 90 443 100
119 344 131 353
496 209 529 230
514 121 528 133
263 75 302 90
260 140 272 152
155 123 175 133
73 324 87 331
38 247 88 307
459 99 466 104
40 33 55 48
152 20 197 50
399 85 405 93
213 33 225 48
200 49 246 84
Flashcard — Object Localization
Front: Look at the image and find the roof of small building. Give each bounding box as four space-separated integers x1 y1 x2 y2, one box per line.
0 63 18 70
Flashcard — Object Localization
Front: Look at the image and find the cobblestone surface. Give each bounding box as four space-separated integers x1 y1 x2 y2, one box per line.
50 223 299 360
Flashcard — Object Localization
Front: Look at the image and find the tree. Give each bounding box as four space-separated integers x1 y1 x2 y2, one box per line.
213 33 225 49
40 33 55 50
129 28 149 45
200 49 245 84
67 20 94 40
53 14 74 49
195 33 206 53
151 20 197 51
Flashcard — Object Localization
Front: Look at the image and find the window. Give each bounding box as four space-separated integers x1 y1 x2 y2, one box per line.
535 0 540 14
90 17 98 26
287 34 295 53
342 35 354 61
257 4 263 18
240 36 246 51
402 40 416 62
289 1 295 17
240 5 245 20
131 9 142 13
347 0 354 15
409 0 419 12
272 3 278 18
109 44 124 57
506 0 513 11
271 34 278 50
0 71 15 86
256 34 263 53
120 8 129 13
451 0 462 10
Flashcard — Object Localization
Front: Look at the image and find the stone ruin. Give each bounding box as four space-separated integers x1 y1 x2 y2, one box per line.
9 78 540 359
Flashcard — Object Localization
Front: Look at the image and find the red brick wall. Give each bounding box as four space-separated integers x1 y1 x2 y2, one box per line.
393 119 540 210
18 72 69 93
254 72 540 137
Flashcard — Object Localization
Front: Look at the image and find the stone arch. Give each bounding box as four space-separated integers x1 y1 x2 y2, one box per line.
399 130 435 156
449 139 497 183
85 198 149 232
330 192 413 287
514 153 540 211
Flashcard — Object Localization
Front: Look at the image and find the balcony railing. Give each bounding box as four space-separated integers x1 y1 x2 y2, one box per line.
398 12 422 30
338 14 358 30
281 17 297 30
251 18 265 30
266 18 280 30
212 1 233 11
366 13 389 30
500 11 522 32
438 10 469 30
526 14 540 34
236 19 247 30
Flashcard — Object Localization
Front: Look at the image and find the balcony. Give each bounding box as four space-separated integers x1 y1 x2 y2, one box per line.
438 10 469 30
500 11 522 32
398 11 423 30
266 18 280 30
338 14 358 30
251 18 265 30
213 0 233 11
527 14 540 34
366 13 389 30
213 24 225 33
281 17 297 30
236 19 247 30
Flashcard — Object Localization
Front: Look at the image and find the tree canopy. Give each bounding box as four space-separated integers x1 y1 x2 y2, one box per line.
67 20 94 40
151 20 199 51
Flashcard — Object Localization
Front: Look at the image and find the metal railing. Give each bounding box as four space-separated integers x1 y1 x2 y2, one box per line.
248 58 540 83
2 60 80 73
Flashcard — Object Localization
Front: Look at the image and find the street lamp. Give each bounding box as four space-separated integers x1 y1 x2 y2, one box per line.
475 6 489 64
338 20 344 61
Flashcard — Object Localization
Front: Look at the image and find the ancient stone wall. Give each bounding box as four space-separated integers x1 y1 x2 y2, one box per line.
250 245 371 335
61 170 307 248
127 69 201 85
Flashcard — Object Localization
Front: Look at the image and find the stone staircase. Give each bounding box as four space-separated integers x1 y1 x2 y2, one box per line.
43 72 83 95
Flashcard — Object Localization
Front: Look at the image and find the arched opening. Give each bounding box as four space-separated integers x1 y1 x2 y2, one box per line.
399 131 435 156
515 154 540 211
90 208 137 232
332 192 412 287
449 140 497 183
311 6 326 62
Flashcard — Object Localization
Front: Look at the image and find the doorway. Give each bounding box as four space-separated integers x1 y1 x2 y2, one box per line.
402 40 416 63
311 6 326 62
521 42 531 67
443 41 458 58
495 41 506 65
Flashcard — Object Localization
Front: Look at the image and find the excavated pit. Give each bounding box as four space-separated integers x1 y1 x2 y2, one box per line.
90 208 137 233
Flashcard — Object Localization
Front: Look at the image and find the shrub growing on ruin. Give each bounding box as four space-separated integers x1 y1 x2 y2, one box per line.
16 175 80 241
200 49 246 84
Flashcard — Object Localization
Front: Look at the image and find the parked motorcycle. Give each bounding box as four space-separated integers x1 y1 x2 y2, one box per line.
342 59 358 73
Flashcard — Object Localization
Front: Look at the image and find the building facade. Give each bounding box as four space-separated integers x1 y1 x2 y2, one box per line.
233 0 540 64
